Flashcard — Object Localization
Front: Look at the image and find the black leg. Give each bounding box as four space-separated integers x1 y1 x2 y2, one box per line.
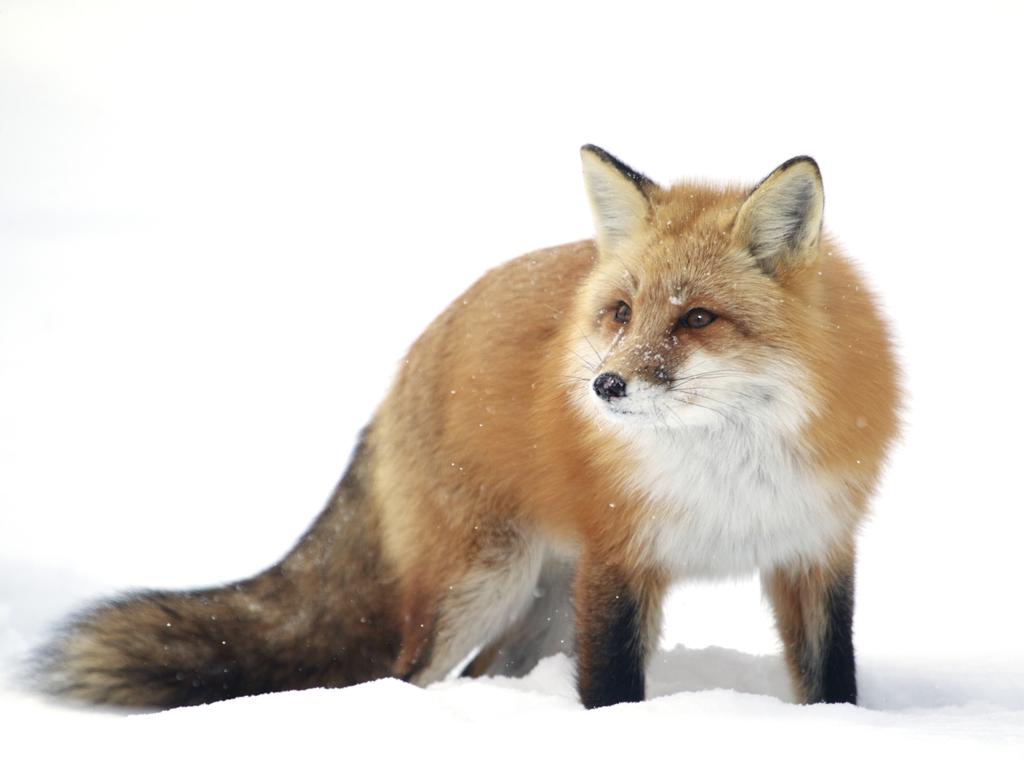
818 570 857 704
574 560 657 708
763 561 857 705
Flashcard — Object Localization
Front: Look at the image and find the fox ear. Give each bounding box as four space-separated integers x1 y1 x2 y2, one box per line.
581 145 655 253
734 156 824 274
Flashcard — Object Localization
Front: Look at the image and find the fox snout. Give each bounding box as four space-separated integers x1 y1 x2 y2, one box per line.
593 372 627 400
593 364 673 402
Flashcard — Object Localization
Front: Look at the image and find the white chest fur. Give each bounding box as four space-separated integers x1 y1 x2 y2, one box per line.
626 422 848 580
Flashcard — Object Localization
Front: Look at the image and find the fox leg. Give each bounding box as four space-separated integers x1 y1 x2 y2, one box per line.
461 555 575 678
573 556 666 709
397 528 546 686
762 555 857 705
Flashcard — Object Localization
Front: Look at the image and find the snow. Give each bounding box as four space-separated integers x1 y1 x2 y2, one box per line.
2 0 1024 763
3 652 1023 765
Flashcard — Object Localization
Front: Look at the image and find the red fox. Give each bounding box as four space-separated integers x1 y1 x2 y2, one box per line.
42 147 899 709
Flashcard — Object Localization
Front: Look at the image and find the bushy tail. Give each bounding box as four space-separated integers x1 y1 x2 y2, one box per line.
39 444 401 709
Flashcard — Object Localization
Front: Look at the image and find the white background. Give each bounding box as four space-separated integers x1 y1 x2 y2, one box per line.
1 1 1022 762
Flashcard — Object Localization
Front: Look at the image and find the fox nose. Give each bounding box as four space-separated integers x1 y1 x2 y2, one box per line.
593 372 627 401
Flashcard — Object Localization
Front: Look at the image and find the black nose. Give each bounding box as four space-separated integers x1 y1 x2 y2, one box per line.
593 372 627 401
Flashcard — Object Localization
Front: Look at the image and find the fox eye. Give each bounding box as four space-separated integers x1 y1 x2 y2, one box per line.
613 301 632 324
681 307 716 329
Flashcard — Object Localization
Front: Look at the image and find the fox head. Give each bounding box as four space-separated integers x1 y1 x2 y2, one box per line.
570 145 828 435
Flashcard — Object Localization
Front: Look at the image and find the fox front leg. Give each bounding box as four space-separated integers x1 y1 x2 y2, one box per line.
573 558 663 708
762 557 858 705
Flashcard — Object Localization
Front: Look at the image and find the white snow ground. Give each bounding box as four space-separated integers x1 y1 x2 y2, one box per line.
2 1 1023 764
